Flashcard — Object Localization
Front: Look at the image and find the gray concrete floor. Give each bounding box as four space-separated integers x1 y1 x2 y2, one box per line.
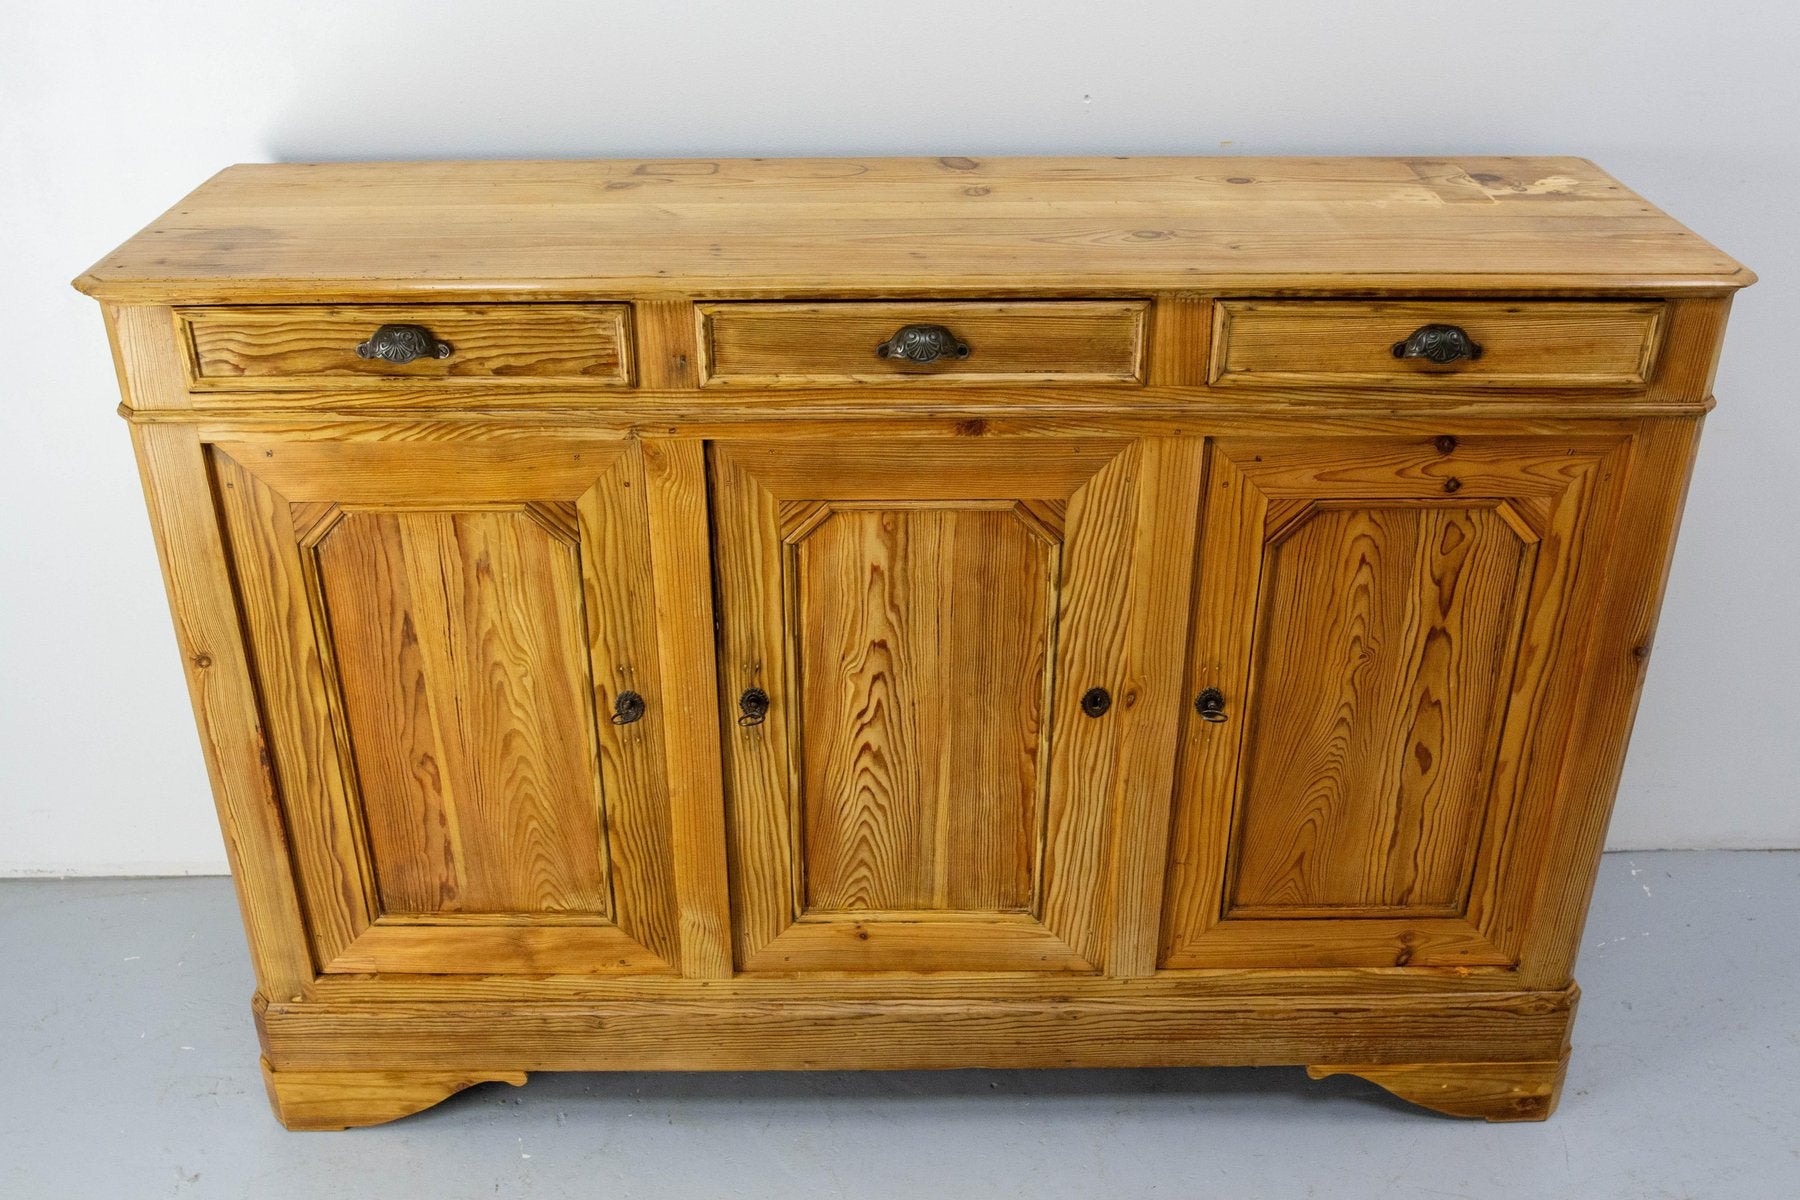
1 851 1795 1199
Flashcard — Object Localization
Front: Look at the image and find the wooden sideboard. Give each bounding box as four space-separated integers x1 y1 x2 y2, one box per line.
77 157 1751 1128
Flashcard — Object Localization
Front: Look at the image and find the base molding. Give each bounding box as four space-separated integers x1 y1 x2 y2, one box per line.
259 1057 528 1131
252 983 1579 1127
1307 1050 1571 1122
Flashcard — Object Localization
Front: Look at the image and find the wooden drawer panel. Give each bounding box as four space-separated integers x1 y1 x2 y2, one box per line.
1210 300 1663 389
698 301 1147 387
178 304 632 389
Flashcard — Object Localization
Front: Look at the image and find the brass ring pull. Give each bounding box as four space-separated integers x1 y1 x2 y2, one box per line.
356 323 453 364
876 324 969 364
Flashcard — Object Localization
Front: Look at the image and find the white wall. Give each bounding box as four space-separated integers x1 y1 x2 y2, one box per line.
3 0 1796 874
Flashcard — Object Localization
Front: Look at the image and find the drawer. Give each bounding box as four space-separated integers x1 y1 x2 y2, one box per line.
697 301 1147 387
1209 300 1663 389
177 304 632 389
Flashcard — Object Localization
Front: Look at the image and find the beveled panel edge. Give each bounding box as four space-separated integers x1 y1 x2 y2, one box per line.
173 302 636 393
693 299 1149 389
1206 298 1667 390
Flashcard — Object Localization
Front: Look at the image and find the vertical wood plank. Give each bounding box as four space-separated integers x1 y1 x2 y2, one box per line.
1647 297 1733 404
105 305 194 411
1037 445 1141 968
576 448 681 966
642 437 733 978
1145 295 1212 388
1159 447 1267 962
633 299 699 390
1101 435 1208 976
128 422 315 997
211 455 373 963
1517 416 1705 987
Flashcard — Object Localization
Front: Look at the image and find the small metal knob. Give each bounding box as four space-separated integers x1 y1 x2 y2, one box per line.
738 686 770 727
876 324 970 364
1392 324 1482 365
1080 687 1112 718
1195 688 1228 723
356 323 453 365
610 690 645 725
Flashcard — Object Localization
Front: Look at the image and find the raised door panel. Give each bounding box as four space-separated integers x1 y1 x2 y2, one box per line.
311 506 609 917
712 437 1202 974
1227 502 1533 919
211 436 678 975
1162 432 1629 970
795 504 1054 915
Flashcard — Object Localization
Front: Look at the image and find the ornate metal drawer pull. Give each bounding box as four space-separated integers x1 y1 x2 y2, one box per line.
1080 687 1112 718
876 324 970 364
1195 687 1228 723
737 686 770 727
610 690 646 725
1392 324 1482 365
356 323 453 364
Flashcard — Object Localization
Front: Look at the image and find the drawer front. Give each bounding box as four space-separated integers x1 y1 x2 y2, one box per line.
178 304 632 389
1210 300 1663 389
698 301 1147 387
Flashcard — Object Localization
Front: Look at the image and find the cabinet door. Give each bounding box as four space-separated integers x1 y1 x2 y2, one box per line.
712 437 1201 973
210 435 679 975
1162 432 1629 970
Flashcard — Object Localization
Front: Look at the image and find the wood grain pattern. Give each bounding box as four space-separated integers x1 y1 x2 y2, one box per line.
126 424 315 996
640 438 734 978
576 447 683 968
261 1057 527 1131
210 435 683 976
211 452 374 966
632 300 699 390
710 438 1159 973
698 301 1146 386
83 157 1743 1127
74 158 1752 301
1161 434 1621 970
1094 436 1209 976
1144 293 1212 388
796 504 1053 912
301 965 1536 1006
1210 300 1663 389
1226 503 1532 917
181 304 630 387
1514 417 1704 988
256 985 1578 1073
1308 1049 1570 1122
313 507 610 916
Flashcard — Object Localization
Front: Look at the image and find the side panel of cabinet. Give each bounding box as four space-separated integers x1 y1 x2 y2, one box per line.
711 437 1202 974
1162 432 1630 970
209 436 681 975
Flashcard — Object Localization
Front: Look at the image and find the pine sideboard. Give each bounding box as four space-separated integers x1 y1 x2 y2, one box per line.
76 157 1751 1128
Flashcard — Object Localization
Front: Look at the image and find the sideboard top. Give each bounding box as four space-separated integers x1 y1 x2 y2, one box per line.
74 156 1753 302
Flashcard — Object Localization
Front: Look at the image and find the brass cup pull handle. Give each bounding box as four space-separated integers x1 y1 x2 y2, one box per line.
737 686 770 727
610 690 646 725
876 324 970 364
356 323 454 364
1195 687 1228 723
1392 324 1482 365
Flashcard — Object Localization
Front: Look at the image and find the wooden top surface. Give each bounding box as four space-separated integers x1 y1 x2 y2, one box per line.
74 156 1753 302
